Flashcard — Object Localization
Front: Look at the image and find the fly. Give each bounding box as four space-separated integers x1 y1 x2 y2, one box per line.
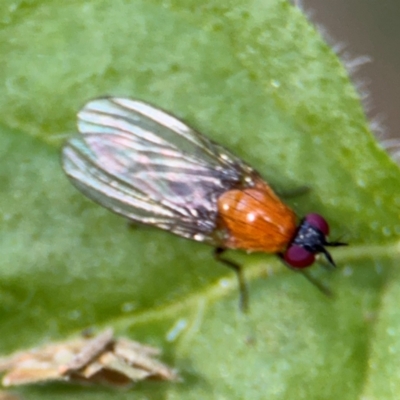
62 97 346 310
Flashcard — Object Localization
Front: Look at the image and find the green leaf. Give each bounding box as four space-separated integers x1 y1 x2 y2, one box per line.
1 0 400 399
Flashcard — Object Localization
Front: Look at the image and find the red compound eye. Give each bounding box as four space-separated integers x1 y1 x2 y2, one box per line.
305 213 329 236
284 245 315 269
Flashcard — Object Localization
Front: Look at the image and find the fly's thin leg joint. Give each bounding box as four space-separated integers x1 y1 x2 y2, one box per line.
299 269 333 297
214 247 249 312
278 185 310 199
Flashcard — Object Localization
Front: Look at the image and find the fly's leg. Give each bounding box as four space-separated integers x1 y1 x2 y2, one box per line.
278 253 333 297
299 269 333 297
127 221 137 229
277 185 310 199
214 247 249 312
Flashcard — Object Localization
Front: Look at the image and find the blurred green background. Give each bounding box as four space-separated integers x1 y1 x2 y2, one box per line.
303 0 400 141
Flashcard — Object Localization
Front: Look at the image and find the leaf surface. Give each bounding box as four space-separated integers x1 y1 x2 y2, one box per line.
1 1 400 399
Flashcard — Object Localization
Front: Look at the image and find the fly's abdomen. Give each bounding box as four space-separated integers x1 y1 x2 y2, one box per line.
216 179 297 253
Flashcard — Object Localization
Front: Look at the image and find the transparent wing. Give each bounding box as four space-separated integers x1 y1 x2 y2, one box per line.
62 97 256 242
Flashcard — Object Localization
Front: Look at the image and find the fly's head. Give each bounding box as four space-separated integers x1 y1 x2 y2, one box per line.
283 213 346 269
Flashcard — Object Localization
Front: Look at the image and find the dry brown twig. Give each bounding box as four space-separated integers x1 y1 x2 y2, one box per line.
0 329 178 388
